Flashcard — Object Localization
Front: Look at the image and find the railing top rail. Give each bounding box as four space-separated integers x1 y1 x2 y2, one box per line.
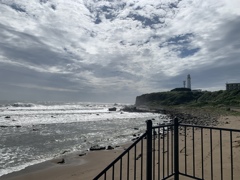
179 123 240 132
152 123 174 129
93 132 147 180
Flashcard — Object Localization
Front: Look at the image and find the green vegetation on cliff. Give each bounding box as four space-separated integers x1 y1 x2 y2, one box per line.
135 90 240 107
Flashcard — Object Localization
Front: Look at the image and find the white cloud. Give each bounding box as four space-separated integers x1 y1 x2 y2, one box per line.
0 0 240 103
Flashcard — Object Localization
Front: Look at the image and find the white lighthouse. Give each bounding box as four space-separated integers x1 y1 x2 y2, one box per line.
187 74 191 89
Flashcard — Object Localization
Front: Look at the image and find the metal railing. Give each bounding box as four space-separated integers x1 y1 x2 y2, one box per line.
93 131 148 180
177 123 240 180
94 118 240 180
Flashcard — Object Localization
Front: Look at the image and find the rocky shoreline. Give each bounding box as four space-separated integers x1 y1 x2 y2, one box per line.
163 108 220 126
122 105 221 127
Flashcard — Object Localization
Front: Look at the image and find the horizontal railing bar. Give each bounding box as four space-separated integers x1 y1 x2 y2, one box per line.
179 172 204 180
179 123 240 132
152 124 174 129
93 132 147 180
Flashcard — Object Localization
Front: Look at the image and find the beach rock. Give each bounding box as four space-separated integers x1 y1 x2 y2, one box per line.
136 154 142 160
79 152 86 156
0 125 8 128
132 137 139 141
106 146 114 150
61 150 70 154
57 158 65 164
108 107 117 111
90 145 105 151
5 116 10 119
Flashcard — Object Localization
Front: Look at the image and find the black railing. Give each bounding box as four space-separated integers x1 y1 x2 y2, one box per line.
177 123 240 180
94 118 240 180
93 132 148 180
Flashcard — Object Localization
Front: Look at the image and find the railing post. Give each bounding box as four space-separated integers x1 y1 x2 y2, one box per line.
174 118 179 180
146 120 152 180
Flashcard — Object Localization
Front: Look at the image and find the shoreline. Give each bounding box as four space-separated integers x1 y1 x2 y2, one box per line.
2 108 240 180
125 105 222 126
0 145 129 180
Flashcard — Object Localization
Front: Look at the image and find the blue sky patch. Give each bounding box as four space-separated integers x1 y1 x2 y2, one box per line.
178 47 200 58
163 33 200 58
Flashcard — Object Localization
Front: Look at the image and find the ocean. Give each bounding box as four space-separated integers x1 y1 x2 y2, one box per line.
0 101 169 177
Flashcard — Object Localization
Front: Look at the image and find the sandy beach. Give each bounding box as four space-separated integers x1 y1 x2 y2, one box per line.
1 113 240 180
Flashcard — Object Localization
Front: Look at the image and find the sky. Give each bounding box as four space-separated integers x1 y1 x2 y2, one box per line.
0 0 240 103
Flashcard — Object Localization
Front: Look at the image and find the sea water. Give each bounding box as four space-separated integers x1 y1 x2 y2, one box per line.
0 101 170 177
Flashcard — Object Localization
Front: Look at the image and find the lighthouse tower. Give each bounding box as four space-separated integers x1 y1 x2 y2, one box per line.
187 74 191 89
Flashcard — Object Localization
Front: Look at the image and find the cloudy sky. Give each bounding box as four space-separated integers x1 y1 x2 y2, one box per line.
0 0 240 103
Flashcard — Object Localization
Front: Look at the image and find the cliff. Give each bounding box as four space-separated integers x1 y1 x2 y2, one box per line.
135 90 240 107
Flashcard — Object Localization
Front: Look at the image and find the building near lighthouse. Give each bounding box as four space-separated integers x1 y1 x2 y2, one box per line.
226 83 240 91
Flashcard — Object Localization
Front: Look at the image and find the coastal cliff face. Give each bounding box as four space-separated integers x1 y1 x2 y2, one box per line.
135 90 240 107
135 91 201 107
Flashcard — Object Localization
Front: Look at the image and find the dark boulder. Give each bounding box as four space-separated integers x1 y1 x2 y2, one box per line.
61 150 70 154
136 154 142 160
106 146 114 150
90 145 106 151
108 107 117 111
57 158 65 164
0 125 8 128
132 137 139 141
79 152 87 156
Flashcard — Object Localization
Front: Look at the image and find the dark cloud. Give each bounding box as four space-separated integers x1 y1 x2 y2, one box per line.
0 23 74 71
208 16 240 53
10 3 26 12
